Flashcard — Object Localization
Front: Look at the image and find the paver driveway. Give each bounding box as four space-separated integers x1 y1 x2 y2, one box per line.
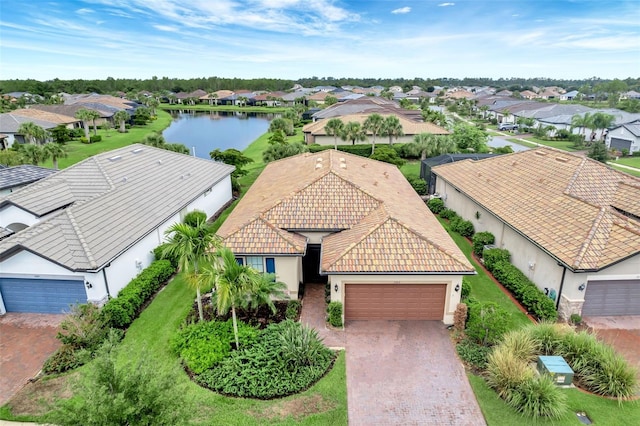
0 313 64 406
346 320 486 426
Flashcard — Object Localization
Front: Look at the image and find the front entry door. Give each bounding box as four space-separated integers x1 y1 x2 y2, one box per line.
302 244 327 284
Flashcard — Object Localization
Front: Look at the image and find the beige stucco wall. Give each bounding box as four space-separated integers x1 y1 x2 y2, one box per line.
274 256 302 299
328 274 463 324
297 231 333 244
435 177 640 319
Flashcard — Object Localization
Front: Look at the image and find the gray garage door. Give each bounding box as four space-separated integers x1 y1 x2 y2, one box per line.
610 138 632 152
582 279 640 316
0 277 87 313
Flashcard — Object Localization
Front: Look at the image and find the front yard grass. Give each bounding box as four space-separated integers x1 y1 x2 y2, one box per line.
610 156 640 168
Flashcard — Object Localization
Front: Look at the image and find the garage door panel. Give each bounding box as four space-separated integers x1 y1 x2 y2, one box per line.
0 278 87 313
582 280 640 316
345 283 446 320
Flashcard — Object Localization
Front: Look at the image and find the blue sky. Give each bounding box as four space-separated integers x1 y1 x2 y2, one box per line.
1 0 639 81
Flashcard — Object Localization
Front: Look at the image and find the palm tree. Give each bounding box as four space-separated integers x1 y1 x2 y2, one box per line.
17 122 47 145
113 110 129 133
324 118 345 149
381 115 404 145
142 131 167 148
162 218 218 322
75 108 95 139
363 113 384 154
43 142 68 169
591 112 615 141
340 121 367 145
20 143 47 165
146 98 159 116
246 273 288 315
411 133 437 160
571 113 593 138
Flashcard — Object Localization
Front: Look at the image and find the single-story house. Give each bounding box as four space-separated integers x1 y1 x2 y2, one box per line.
0 165 57 197
606 120 640 154
420 154 500 195
0 144 234 314
303 113 449 145
0 110 79 149
217 150 475 324
432 147 640 319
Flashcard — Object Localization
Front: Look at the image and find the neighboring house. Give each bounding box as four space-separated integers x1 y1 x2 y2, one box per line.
312 97 423 122
0 111 77 149
29 104 113 126
302 113 449 145
218 150 475 324
560 90 579 101
0 165 57 197
432 147 640 319
520 90 538 100
0 144 234 314
607 120 640 154
421 154 500 195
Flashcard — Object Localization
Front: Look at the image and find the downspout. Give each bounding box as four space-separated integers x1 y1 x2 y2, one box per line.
102 267 111 298
556 265 567 310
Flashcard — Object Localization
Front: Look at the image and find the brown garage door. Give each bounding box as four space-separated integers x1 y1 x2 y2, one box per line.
582 279 640 316
345 283 446 320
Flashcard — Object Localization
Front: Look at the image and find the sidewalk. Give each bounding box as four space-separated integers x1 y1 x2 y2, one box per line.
299 283 345 349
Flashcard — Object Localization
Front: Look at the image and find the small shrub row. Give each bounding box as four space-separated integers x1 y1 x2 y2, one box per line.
488 260 557 321
406 175 427 195
482 247 510 270
426 198 444 214
196 321 334 399
450 216 474 238
101 260 176 329
456 338 492 370
90 135 102 143
472 231 495 257
327 301 343 328
439 208 457 220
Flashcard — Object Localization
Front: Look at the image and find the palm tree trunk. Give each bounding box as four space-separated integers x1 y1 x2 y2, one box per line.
196 287 203 322
83 123 90 139
231 306 240 349
53 158 59 170
334 137 337 150
119 120 125 133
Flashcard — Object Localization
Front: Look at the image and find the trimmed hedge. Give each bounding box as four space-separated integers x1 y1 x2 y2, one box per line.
472 231 495 257
439 208 458 220
327 301 343 328
488 260 557 321
101 260 176 329
450 216 474 238
427 198 444 214
483 248 510 270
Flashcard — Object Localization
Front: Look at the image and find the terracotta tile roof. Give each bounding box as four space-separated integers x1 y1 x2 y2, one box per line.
218 150 473 274
10 108 77 124
433 147 640 271
302 113 449 136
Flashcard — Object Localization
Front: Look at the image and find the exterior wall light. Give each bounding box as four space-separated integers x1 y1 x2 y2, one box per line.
334 284 339 292
454 284 460 292
85 281 93 289
578 283 586 291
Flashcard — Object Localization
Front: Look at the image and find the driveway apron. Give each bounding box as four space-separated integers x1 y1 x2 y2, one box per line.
346 320 485 426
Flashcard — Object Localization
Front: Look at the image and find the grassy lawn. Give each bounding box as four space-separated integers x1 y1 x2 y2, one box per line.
610 164 640 177
400 160 420 178
520 136 582 152
610 156 640 168
40 110 173 169
160 103 290 113
437 219 640 425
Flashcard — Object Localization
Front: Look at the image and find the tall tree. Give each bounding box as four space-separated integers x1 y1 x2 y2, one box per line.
591 112 615 140
380 115 404 145
451 123 489 152
19 143 47 165
43 142 68 169
17 122 47 145
588 141 609 163
570 112 593 138
324 118 344 149
75 108 95 139
113 110 129 133
363 113 384 154
340 121 367 145
145 98 159 116
162 217 218 322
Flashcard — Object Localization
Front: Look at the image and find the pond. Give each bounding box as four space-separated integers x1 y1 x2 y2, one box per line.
162 111 275 159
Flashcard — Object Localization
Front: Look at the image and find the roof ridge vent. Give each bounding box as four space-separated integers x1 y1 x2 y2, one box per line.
132 148 144 154
316 157 323 162
555 156 569 163
109 155 122 161
340 163 346 169
315 163 322 169
535 151 547 156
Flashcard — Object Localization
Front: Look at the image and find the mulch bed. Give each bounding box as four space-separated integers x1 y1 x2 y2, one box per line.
185 293 292 328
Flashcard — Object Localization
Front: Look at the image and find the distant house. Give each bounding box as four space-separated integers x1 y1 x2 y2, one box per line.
560 90 579 101
433 147 640 319
0 145 234 314
218 150 474 324
606 120 640 154
520 90 538 100
0 109 80 148
0 165 57 197
421 154 500 194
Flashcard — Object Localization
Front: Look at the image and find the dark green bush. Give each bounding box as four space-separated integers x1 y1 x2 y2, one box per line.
483 248 510 270
101 260 175 328
286 300 301 320
451 218 474 238
439 208 458 220
89 135 102 143
80 137 89 144
327 301 343 328
472 231 495 257
466 301 509 346
369 145 405 167
489 261 557 321
196 321 334 399
278 321 327 368
456 338 492 370
406 175 427 195
183 210 207 227
461 278 471 301
427 198 445 214
43 344 89 374
171 320 258 374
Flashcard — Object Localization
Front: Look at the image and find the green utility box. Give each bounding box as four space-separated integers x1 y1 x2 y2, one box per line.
537 356 574 385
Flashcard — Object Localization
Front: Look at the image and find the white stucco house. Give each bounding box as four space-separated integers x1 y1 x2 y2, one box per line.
432 147 640 319
0 144 234 314
217 150 475 325
606 120 640 154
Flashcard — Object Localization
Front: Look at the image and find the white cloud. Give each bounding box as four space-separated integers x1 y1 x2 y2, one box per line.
76 8 94 14
391 7 411 15
153 24 179 32
438 3 455 6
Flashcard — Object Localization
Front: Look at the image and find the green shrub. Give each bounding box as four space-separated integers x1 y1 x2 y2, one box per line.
427 198 444 214
56 303 109 351
42 344 90 374
461 278 471 301
171 320 258 374
89 135 102 143
569 313 582 325
486 345 534 399
153 243 179 268
506 375 567 419
439 208 458 220
451 218 474 238
101 260 175 329
183 210 207 227
285 300 301 320
582 347 638 399
524 322 570 355
196 321 334 398
499 329 539 362
472 231 495 257
482 248 510 270
406 175 427 195
79 137 89 144
369 145 405 167
465 301 509 346
278 320 327 368
456 339 492 370
327 301 343 328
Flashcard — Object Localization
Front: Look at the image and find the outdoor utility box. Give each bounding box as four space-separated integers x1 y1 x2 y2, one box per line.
537 356 574 386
